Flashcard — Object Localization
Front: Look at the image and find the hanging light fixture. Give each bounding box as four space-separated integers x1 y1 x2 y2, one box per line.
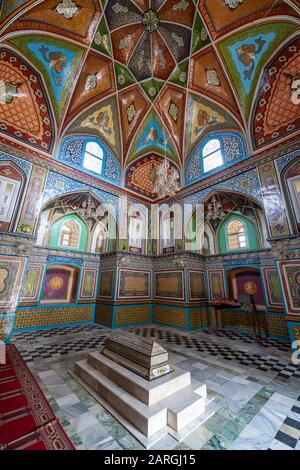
152 159 181 199
150 80 181 199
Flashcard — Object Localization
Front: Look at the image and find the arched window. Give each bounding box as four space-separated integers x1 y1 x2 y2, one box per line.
59 219 81 249
227 220 248 251
203 139 223 173
83 141 104 174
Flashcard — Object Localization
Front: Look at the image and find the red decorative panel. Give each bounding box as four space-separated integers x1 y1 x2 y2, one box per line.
199 0 298 40
252 37 300 149
64 51 115 127
2 0 101 45
155 84 186 158
189 46 242 122
0 49 54 153
119 85 150 159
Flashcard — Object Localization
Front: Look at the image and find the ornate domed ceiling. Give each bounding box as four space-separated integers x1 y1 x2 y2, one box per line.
0 0 299 198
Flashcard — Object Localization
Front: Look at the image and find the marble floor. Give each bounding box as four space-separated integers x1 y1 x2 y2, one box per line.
11 324 300 451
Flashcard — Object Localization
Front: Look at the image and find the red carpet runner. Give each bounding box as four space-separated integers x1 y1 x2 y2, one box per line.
0 345 75 450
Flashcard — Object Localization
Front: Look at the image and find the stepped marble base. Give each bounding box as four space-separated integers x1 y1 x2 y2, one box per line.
72 348 216 448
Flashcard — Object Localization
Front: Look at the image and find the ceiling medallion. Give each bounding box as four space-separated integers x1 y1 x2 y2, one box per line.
56 0 80 19
142 10 159 33
169 102 179 122
173 0 189 11
84 74 98 91
152 160 180 199
112 3 128 13
224 0 244 9
127 103 137 123
205 68 220 87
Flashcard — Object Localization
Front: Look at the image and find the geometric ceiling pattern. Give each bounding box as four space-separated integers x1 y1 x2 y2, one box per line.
0 0 299 198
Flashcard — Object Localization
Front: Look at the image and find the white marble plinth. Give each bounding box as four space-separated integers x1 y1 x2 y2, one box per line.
73 351 213 443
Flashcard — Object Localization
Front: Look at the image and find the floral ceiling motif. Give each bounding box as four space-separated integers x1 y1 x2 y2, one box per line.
0 0 299 197
105 0 194 82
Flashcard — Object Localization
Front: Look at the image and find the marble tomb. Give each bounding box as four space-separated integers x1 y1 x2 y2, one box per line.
73 332 215 447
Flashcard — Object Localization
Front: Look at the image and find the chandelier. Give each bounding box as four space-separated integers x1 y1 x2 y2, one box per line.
206 196 226 221
58 193 108 226
152 160 181 199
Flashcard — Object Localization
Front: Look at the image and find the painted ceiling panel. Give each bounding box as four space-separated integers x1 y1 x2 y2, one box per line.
111 23 145 65
185 93 241 158
64 51 115 127
189 46 243 123
127 109 179 165
252 36 300 149
218 22 298 119
119 85 150 160
8 35 84 122
155 84 186 159
2 0 102 45
158 0 195 28
65 95 121 158
152 31 176 81
0 0 33 25
0 47 54 152
199 0 299 40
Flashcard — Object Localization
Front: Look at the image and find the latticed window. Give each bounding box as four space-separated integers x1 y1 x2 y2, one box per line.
83 141 104 174
60 220 81 248
227 220 248 250
203 139 223 173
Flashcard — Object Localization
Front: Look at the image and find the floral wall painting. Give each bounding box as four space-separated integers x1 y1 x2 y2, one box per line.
79 268 98 300
263 267 284 308
20 264 45 303
189 270 207 301
208 270 225 299
218 23 297 118
280 261 300 314
0 256 26 312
